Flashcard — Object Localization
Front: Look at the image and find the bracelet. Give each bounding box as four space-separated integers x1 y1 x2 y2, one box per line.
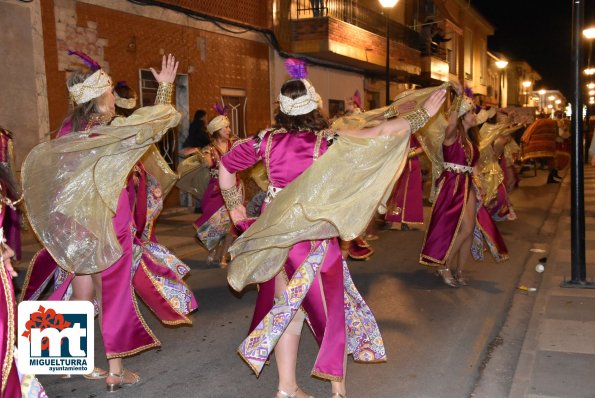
407 148 417 159
155 82 174 105
383 105 400 119
221 185 242 211
403 108 431 133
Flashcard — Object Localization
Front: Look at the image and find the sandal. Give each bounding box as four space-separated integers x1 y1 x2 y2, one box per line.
277 387 314 398
106 369 140 392
83 367 108 380
435 268 458 288
453 270 469 286
332 394 346 398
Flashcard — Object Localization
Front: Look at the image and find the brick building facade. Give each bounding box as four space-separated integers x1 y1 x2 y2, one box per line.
41 0 272 137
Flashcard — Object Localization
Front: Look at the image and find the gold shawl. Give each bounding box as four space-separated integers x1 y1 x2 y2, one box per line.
478 123 522 205
227 85 447 291
22 104 180 274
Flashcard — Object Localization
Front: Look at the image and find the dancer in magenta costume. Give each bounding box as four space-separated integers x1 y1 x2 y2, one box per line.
419 89 508 287
192 113 235 263
385 134 425 229
219 61 446 398
20 54 197 391
0 128 21 262
1 178 47 398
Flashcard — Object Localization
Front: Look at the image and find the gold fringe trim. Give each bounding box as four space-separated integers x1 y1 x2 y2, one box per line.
311 370 343 382
1 265 15 393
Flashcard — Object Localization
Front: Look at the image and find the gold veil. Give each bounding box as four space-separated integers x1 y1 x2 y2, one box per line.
227 84 449 291
23 104 180 274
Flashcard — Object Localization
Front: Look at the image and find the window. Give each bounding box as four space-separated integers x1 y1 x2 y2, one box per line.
221 88 247 138
480 38 487 85
139 69 189 170
464 28 473 80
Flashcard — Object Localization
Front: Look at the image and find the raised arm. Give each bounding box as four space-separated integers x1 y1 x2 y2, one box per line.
444 81 463 145
339 88 446 139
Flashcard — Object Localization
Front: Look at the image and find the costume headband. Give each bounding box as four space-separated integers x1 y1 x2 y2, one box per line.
278 58 321 116
458 96 475 117
66 50 111 105
207 115 230 135
114 91 137 109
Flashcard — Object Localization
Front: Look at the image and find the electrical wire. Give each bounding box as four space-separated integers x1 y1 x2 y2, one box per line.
126 0 365 74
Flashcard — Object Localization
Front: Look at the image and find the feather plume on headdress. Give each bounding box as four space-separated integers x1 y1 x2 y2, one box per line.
464 86 474 98
213 103 228 116
67 49 101 71
284 58 308 80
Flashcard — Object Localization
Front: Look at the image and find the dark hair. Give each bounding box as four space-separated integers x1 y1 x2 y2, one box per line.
456 119 479 161
114 82 138 117
183 109 210 148
273 80 329 131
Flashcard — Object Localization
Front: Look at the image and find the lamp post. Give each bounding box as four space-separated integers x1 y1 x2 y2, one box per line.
522 80 532 107
495 59 508 108
379 0 398 105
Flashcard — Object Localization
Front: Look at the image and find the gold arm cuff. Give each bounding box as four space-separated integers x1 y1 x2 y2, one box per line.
221 185 242 211
383 106 400 119
155 82 174 105
403 108 431 133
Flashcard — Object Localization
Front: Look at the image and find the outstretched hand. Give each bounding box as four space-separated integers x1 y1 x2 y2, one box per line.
150 54 179 84
422 89 447 117
2 245 16 278
229 205 248 226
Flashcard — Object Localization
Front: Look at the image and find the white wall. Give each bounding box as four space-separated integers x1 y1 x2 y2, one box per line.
270 52 364 122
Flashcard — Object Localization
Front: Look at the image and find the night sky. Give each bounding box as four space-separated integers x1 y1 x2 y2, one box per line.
471 1 595 100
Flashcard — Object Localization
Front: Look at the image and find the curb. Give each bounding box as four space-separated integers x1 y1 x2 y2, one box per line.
471 175 567 397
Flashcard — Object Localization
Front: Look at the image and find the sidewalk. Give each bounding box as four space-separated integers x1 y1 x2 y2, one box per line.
507 168 595 398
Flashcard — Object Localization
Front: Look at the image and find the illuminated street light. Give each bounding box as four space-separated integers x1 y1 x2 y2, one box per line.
548 95 556 101
379 0 399 105
495 60 508 108
555 99 562 104
584 27 595 39
495 60 508 69
588 83 595 89
589 90 595 96
586 68 595 75
538 89 546 95
522 81 532 88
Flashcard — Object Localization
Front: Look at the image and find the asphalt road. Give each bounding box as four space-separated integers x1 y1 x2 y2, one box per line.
25 170 560 398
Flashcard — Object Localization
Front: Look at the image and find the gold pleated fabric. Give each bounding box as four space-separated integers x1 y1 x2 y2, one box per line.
478 123 523 205
227 84 448 292
22 104 180 274
176 152 210 199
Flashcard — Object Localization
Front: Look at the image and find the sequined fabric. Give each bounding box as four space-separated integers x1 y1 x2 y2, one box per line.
22 104 180 274
227 132 411 291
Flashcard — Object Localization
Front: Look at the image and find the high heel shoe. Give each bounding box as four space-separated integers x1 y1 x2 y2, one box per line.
106 369 140 392
83 367 108 380
453 270 469 286
435 268 458 288
277 386 314 398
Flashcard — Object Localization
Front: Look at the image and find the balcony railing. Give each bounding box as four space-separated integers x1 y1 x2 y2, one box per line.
292 0 424 51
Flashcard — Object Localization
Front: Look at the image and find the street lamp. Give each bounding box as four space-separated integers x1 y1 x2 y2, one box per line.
522 80 532 106
379 0 399 105
495 59 508 108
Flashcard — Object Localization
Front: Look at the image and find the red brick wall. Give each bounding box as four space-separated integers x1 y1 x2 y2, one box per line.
42 1 271 135
156 0 271 29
